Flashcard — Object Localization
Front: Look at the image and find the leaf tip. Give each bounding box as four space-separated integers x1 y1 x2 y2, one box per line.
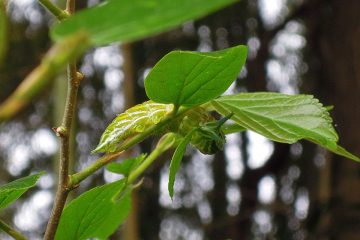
91 148 101 154
36 171 46 177
91 146 102 154
168 185 174 201
92 142 111 154
335 145 360 162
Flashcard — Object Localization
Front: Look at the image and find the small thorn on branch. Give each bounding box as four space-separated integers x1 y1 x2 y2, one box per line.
76 71 84 81
52 126 68 138
74 71 84 87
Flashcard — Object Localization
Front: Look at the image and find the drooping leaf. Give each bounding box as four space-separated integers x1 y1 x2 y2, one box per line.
55 180 131 240
168 130 194 199
212 92 360 162
93 101 173 153
309 140 359 161
145 45 247 107
51 0 238 46
107 154 147 177
0 172 44 210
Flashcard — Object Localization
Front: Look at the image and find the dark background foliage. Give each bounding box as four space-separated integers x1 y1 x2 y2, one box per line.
1 0 359 239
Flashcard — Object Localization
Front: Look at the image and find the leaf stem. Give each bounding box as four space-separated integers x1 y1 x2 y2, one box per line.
44 2 80 238
0 219 27 240
128 133 176 183
38 0 69 20
69 151 124 188
171 105 180 117
69 108 188 188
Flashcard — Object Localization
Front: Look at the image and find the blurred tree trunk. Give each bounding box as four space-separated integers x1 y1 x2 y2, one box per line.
119 43 139 240
317 0 360 239
208 152 228 239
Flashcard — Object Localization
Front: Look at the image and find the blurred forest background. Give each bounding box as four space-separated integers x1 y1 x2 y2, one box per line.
0 0 360 239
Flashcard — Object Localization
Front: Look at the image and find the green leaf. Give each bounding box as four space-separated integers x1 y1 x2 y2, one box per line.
145 45 247 107
168 130 194 199
107 154 147 177
51 0 238 46
221 123 246 135
212 92 360 162
0 172 44 210
190 117 229 154
93 101 173 153
55 180 131 240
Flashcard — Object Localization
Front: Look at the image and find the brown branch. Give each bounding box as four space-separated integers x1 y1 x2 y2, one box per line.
43 1 80 239
44 63 82 240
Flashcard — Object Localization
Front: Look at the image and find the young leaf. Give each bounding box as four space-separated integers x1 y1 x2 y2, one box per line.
190 115 231 154
0 172 44 210
93 101 173 153
176 107 228 154
168 130 194 199
51 0 237 46
107 154 147 177
145 45 247 107
55 180 131 240
212 92 360 162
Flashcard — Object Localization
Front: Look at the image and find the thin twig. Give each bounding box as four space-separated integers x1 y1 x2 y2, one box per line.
0 219 27 240
66 0 75 14
43 62 81 240
128 133 176 183
38 0 69 20
69 151 125 188
43 1 79 238
69 107 189 188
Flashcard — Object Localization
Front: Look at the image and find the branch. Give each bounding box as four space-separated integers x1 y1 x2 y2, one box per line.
38 0 69 20
43 1 81 239
128 133 176 183
71 134 176 201
0 33 89 122
0 219 27 240
44 64 83 240
69 108 188 188
69 151 125 188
